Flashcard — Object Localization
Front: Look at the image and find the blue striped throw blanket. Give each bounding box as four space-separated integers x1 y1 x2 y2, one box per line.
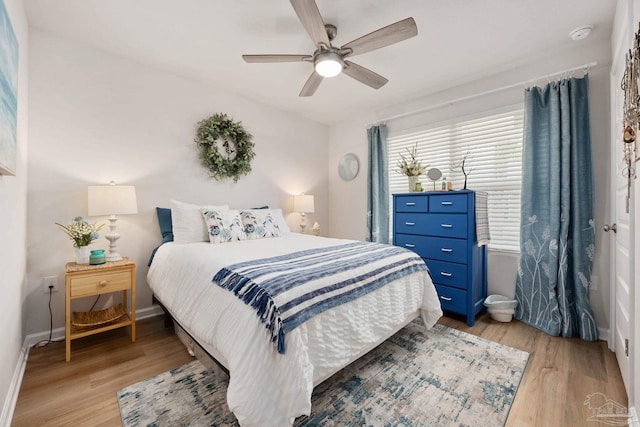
213 241 428 354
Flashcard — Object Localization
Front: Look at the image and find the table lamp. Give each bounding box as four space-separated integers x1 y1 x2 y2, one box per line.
88 182 138 261
293 194 315 233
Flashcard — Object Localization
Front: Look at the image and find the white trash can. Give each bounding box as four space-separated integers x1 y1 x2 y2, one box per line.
483 294 518 322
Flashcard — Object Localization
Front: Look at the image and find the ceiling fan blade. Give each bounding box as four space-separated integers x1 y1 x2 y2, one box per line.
341 17 418 57
242 54 311 63
299 71 323 97
343 60 388 89
290 0 330 47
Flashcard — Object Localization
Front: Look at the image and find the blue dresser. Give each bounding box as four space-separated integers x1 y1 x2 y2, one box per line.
393 190 487 326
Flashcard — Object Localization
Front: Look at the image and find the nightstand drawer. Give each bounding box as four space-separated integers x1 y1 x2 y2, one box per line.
434 284 466 314
425 259 468 290
70 271 131 297
429 194 468 213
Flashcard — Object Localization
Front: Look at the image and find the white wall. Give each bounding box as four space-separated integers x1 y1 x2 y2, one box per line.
26 31 329 335
328 39 613 332
0 0 28 424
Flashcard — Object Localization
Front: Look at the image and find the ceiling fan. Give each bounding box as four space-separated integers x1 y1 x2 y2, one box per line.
242 0 418 97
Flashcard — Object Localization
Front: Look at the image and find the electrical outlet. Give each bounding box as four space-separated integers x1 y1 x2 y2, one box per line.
43 276 58 293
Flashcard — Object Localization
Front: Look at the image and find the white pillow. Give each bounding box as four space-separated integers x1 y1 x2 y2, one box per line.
170 199 229 244
200 208 246 244
240 209 284 240
269 208 291 234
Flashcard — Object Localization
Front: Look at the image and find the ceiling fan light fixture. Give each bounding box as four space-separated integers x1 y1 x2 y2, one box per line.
314 51 343 77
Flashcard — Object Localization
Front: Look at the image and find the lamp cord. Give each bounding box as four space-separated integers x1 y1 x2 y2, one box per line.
33 287 54 348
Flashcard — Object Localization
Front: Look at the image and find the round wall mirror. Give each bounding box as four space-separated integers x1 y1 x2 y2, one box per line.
338 153 360 181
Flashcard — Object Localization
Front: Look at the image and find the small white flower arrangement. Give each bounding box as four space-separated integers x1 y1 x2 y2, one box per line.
396 143 428 177
56 216 104 247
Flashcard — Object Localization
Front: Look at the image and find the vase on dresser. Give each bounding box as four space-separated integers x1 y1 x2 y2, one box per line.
408 176 418 192
74 246 90 265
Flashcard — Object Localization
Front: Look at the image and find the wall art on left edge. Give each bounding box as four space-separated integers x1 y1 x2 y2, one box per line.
0 0 18 176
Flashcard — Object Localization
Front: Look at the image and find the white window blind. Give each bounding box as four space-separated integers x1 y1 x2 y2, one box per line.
388 109 524 252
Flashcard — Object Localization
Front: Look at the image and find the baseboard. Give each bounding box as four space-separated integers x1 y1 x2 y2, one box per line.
597 327 609 343
0 338 29 427
23 305 164 348
629 406 639 426
1 305 164 426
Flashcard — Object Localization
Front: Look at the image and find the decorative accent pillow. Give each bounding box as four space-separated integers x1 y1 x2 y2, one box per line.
201 209 246 244
240 209 284 240
170 199 229 244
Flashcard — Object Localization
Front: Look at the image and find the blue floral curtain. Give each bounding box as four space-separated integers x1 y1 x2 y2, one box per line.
515 75 598 341
367 124 389 243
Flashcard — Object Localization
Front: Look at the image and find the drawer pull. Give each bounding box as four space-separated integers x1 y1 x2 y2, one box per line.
440 224 453 228
99 280 108 287
405 222 416 226
405 202 416 206
404 243 416 248
440 296 453 301
441 248 453 253
440 272 452 277
441 201 453 206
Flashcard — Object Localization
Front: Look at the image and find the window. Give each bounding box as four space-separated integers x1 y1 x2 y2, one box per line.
388 108 524 251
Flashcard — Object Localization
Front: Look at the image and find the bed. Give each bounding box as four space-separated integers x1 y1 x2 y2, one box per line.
147 204 442 427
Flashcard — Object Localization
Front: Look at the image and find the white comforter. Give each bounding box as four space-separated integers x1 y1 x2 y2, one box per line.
147 233 442 427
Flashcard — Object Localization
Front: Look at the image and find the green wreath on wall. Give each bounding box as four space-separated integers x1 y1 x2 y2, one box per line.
195 113 255 183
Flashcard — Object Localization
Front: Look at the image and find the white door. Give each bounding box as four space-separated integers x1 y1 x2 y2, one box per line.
610 12 633 397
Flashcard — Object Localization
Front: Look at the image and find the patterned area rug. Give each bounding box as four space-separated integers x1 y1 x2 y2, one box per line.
117 322 529 426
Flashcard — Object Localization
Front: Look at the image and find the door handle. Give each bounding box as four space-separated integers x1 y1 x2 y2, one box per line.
603 223 617 233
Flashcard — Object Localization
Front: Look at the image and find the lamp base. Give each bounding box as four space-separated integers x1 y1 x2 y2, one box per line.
299 212 308 234
105 216 123 262
106 253 123 262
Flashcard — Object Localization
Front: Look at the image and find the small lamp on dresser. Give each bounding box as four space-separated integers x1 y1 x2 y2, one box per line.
293 194 315 233
88 182 138 261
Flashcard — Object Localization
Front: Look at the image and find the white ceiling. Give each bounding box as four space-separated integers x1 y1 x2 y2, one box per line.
25 0 616 125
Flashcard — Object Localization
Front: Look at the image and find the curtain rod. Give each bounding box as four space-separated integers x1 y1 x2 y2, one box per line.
367 61 598 127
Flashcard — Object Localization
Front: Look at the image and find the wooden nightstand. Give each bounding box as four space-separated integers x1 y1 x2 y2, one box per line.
65 257 136 362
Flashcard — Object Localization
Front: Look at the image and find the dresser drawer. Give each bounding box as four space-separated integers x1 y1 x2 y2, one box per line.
429 194 468 213
394 195 428 213
423 237 468 264
394 233 430 259
395 213 467 238
70 271 131 297
395 213 429 235
425 259 468 290
434 284 466 314
422 213 467 238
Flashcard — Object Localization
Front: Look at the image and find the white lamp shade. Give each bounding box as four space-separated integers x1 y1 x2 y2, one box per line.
88 185 138 216
293 194 315 213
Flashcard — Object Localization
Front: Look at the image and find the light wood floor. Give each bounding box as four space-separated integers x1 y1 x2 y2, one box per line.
12 313 627 426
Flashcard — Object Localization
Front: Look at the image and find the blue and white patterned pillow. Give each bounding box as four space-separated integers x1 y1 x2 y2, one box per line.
200 209 246 244
240 209 283 240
